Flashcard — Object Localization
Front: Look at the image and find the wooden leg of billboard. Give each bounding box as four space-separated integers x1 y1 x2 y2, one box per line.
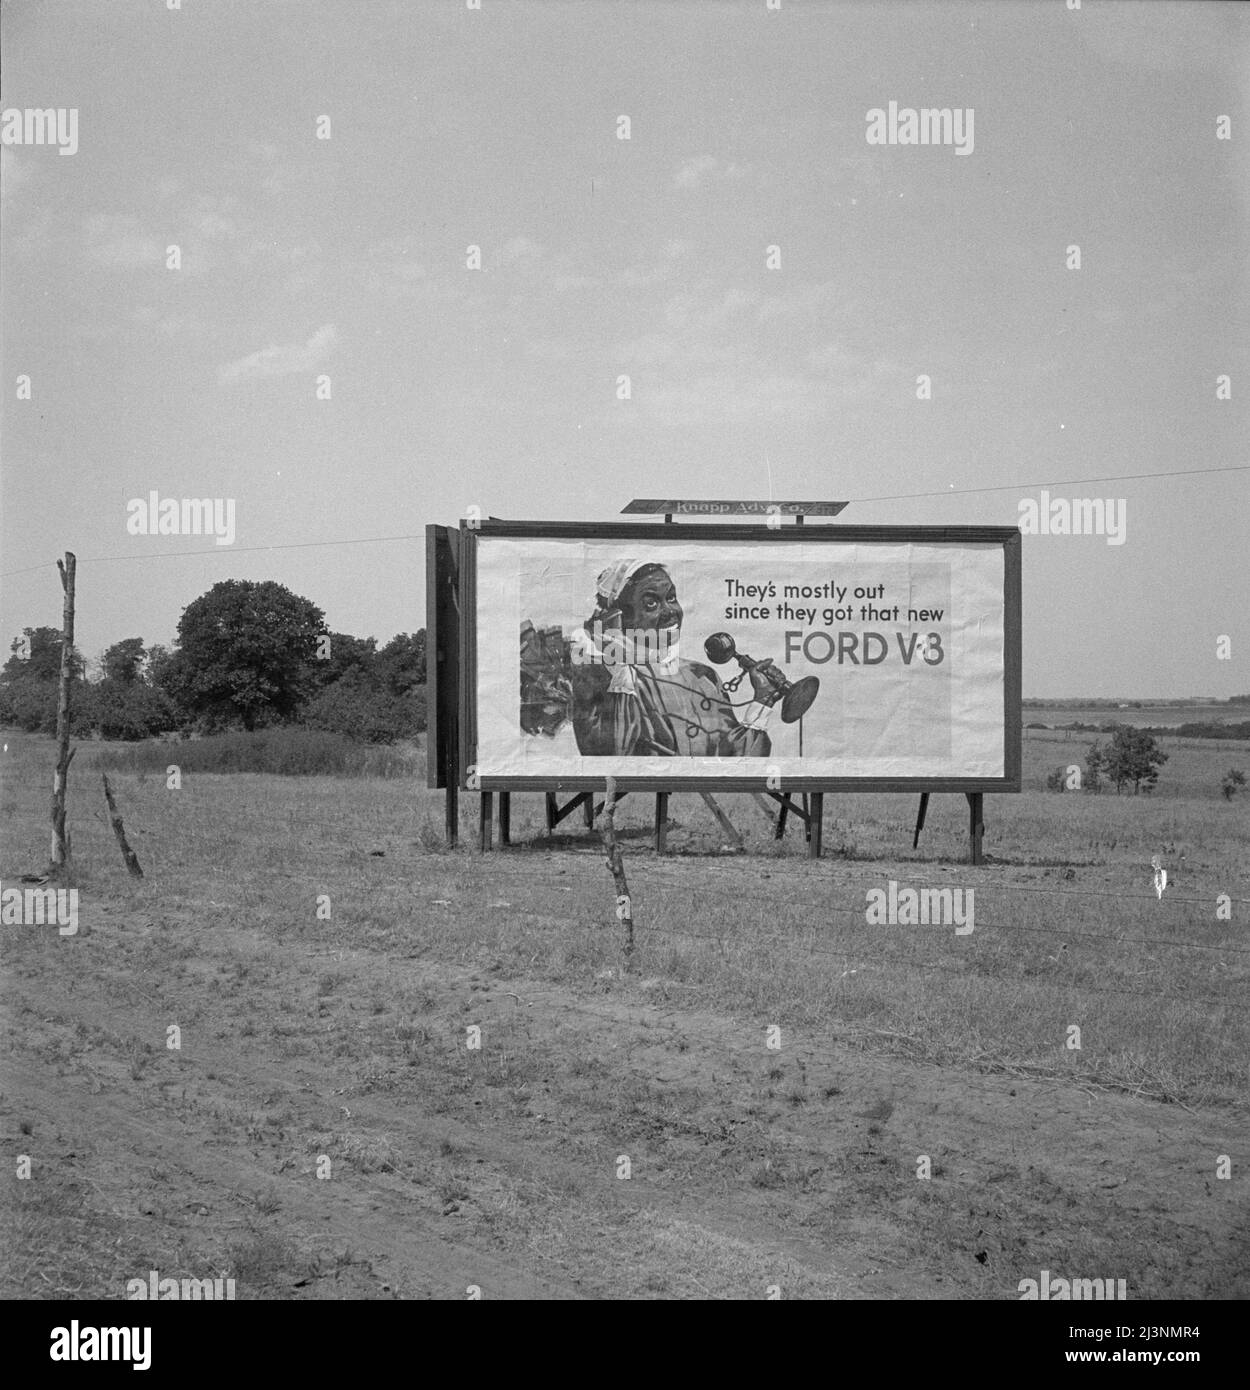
445 783 459 849
583 794 595 829
498 791 511 846
700 793 742 851
545 792 557 833
802 793 811 843
912 791 930 849
774 796 788 840
479 791 493 852
655 793 668 855
807 793 824 859
966 792 984 865
751 792 777 828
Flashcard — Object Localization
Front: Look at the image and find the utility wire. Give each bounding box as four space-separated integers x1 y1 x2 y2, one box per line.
3 464 1246 580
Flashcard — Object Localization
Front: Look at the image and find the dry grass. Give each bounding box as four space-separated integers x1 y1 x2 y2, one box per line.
2 724 1247 1299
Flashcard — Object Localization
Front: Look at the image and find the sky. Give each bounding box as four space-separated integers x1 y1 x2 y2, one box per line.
1 0 1246 698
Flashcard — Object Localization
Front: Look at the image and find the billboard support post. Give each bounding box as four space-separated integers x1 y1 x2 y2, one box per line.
967 792 984 866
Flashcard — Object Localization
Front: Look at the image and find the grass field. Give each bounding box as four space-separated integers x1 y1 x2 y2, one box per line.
2 726 1247 1299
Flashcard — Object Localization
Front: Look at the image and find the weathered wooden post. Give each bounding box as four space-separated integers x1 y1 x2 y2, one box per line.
102 774 144 878
50 552 76 874
601 777 634 966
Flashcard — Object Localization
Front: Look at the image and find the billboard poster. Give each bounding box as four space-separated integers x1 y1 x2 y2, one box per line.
467 527 1019 788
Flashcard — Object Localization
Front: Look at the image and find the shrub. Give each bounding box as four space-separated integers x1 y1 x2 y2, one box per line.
300 674 426 743
93 727 420 777
82 678 179 740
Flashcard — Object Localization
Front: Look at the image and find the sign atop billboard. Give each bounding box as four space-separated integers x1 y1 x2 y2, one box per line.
622 499 850 516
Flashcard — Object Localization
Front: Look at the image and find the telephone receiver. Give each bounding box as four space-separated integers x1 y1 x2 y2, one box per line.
704 632 820 725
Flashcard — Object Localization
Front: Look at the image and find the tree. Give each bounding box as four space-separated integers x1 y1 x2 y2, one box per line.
83 678 178 740
101 637 147 685
1102 724 1169 796
0 628 86 732
308 633 378 690
301 670 425 742
1084 740 1104 793
3 627 83 683
165 581 326 731
1222 768 1246 801
375 631 426 696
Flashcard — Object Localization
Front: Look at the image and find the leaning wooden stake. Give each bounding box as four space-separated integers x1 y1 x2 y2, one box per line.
50 552 77 874
600 777 634 967
102 774 144 879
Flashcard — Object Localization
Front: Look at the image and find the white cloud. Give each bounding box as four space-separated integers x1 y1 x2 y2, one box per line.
552 273 602 292
83 214 164 268
621 372 830 428
1 147 34 204
218 323 336 384
496 236 543 266
673 156 749 189
674 155 718 189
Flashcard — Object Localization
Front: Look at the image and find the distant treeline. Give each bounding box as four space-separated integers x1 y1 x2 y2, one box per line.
0 579 426 745
1044 720 1250 741
1025 695 1250 708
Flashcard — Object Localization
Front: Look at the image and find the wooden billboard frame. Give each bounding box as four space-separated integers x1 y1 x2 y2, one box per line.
427 519 1021 861
455 521 1021 790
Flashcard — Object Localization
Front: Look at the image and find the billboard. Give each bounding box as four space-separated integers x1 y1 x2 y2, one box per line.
448 522 1020 792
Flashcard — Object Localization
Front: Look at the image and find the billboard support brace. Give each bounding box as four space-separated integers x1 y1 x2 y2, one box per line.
699 792 743 851
912 792 930 849
655 793 669 854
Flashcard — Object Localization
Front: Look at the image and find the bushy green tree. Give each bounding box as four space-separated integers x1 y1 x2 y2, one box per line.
84 678 178 740
101 637 147 685
302 671 425 742
1103 724 1169 795
163 580 325 731
2 626 83 683
308 632 378 689
0 628 86 732
375 631 426 695
1084 740 1104 793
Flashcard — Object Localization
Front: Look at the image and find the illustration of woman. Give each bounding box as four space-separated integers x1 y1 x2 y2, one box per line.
569 560 780 757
